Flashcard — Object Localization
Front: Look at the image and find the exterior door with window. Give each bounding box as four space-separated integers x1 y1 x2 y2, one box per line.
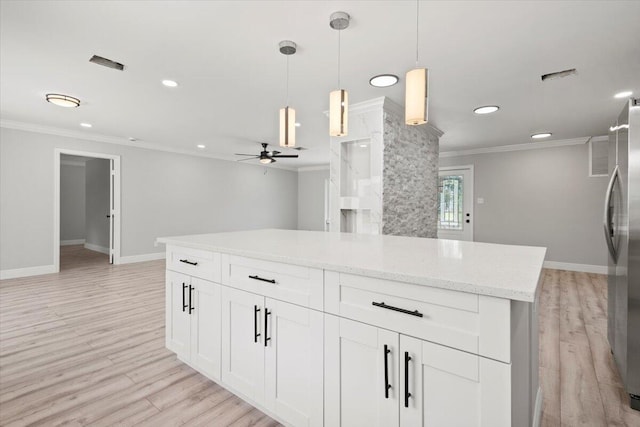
437 166 474 241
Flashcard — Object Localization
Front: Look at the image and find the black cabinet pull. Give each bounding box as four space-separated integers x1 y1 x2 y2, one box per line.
264 308 271 347
182 283 188 312
254 306 261 343
179 259 198 266
188 285 194 314
372 301 423 318
249 275 276 284
404 351 412 408
384 345 392 398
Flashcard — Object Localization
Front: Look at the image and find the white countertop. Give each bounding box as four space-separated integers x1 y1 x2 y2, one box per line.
157 229 546 302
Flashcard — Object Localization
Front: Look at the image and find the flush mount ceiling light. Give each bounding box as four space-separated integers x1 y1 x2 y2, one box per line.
370 74 399 88
279 40 297 148
329 11 350 137
80 123 92 128
614 91 633 99
46 93 80 108
405 0 428 125
531 132 552 139
162 80 178 87
473 105 499 115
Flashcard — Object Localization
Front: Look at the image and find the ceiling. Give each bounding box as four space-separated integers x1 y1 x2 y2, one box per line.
1 1 639 167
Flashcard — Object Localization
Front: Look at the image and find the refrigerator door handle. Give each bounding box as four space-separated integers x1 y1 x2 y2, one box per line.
604 165 619 262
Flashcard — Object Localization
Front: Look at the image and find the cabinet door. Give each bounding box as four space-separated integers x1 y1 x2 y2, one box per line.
264 298 323 427
400 335 511 427
221 285 265 405
325 315 399 427
191 278 221 381
166 271 191 361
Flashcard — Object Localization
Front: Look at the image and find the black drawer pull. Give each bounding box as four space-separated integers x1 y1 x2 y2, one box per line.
249 275 276 284
404 351 412 408
264 308 271 347
254 305 261 343
182 283 188 312
179 259 198 266
372 301 423 318
188 285 194 314
384 344 392 398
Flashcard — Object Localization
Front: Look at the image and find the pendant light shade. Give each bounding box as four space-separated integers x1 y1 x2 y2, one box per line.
329 12 350 137
329 89 348 136
405 68 428 125
278 40 297 147
279 106 296 147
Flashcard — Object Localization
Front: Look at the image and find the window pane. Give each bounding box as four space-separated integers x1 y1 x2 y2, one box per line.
438 175 464 230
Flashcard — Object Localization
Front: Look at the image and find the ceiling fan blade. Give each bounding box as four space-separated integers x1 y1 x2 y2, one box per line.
235 153 258 156
236 157 259 162
271 150 281 155
271 154 299 158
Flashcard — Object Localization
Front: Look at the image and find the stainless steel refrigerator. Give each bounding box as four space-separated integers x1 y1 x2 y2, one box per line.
605 98 640 411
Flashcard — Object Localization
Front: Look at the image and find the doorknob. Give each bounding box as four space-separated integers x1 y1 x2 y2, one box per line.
106 215 111 218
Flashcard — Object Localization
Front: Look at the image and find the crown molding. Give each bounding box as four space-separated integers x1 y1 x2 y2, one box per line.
381 97 444 138
297 165 329 172
0 119 298 171
439 136 603 158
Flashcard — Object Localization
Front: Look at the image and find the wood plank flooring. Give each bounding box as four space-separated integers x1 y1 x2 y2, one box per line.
1 246 639 426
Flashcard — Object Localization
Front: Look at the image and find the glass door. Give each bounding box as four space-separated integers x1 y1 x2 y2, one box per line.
437 166 473 241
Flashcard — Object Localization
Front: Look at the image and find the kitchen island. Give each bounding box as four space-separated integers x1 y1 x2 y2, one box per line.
157 229 546 427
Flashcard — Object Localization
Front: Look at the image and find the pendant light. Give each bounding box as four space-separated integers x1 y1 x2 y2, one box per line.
279 40 296 148
405 0 428 125
329 11 350 137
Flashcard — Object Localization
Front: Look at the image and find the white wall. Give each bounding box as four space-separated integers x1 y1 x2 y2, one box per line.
297 169 328 231
0 127 298 272
60 161 85 242
85 158 110 252
440 143 609 268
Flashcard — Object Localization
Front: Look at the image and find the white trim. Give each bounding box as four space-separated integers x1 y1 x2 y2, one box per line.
1 120 298 171
532 387 543 427
0 265 56 280
61 239 85 246
440 136 598 158
438 165 474 242
54 149 122 272
118 252 166 264
84 243 110 255
298 165 330 172
543 261 607 274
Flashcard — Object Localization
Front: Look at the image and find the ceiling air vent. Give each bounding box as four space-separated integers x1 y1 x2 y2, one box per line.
89 55 124 71
541 68 577 82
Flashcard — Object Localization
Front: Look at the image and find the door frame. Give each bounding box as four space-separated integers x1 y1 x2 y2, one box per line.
438 165 474 241
54 148 121 271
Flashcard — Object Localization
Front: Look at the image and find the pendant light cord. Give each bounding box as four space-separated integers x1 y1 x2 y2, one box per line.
286 55 289 106
415 0 420 66
337 29 341 89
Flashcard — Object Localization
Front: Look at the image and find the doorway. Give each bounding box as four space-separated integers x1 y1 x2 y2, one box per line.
437 165 474 241
54 149 121 272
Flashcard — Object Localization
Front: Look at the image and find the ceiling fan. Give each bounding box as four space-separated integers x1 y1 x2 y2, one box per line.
235 143 299 164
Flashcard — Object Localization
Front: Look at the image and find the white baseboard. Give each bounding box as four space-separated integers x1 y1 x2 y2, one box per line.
532 386 542 427
0 264 57 280
118 252 165 264
84 243 109 254
61 239 85 246
543 261 607 274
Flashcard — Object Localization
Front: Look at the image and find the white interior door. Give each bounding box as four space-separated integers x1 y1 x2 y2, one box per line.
109 159 115 264
437 166 474 241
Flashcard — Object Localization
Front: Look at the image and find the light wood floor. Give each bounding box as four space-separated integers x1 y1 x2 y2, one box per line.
0 247 639 426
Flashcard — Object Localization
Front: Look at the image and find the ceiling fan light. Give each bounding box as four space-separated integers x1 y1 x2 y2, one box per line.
405 68 428 125
329 89 348 136
46 93 80 108
260 157 272 164
279 106 296 148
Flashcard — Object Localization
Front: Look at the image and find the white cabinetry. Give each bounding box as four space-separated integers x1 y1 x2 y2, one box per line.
221 260 324 427
325 315 510 427
165 270 221 381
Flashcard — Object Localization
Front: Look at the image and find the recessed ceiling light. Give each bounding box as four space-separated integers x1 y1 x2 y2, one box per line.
531 132 552 139
295 122 301 127
197 144 206 149
80 123 92 128
162 80 178 87
360 144 367 148
614 91 633 99
46 93 80 108
473 105 499 115
369 74 399 88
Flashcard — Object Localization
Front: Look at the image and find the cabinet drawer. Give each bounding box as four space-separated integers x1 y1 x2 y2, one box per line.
221 254 323 310
167 245 221 282
325 272 511 362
